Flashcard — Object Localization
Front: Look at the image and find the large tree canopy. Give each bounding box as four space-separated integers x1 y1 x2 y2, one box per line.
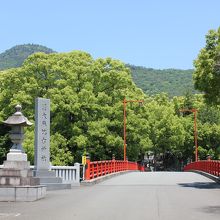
0 51 149 164
193 27 220 104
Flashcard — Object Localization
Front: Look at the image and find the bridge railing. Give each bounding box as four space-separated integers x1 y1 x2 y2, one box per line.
50 163 80 185
31 164 80 185
85 158 144 180
184 160 220 177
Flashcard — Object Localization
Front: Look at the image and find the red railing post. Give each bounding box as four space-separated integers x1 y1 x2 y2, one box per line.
105 161 107 175
112 155 116 173
85 155 91 180
100 161 102 176
218 161 220 177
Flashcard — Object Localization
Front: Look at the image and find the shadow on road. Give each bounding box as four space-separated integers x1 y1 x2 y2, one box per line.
199 206 220 214
178 182 220 189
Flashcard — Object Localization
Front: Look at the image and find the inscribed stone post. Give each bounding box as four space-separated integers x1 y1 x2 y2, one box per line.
34 98 50 171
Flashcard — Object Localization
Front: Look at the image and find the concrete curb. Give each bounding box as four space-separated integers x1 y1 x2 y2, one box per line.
188 170 220 184
81 170 139 186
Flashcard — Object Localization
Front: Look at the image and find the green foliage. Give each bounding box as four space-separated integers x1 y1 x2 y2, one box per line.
0 44 55 70
198 105 220 125
50 133 74 165
0 124 10 164
128 65 196 97
172 93 220 161
207 149 215 159
0 51 146 164
0 49 219 167
146 98 186 158
198 146 207 160
193 27 220 105
22 128 35 164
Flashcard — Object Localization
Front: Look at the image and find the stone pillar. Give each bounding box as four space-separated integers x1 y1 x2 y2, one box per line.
74 163 80 183
34 98 50 172
33 98 71 190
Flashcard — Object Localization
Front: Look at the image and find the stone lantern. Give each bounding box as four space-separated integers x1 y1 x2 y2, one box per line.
3 104 32 161
0 104 46 202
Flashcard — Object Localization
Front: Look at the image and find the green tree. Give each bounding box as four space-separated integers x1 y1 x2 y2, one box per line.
193 27 220 104
0 51 146 164
146 98 185 157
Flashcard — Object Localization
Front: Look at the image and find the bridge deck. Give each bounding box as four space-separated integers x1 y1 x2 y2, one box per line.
0 172 220 220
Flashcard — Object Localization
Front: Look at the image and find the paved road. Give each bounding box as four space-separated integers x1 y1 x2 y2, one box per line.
0 172 220 220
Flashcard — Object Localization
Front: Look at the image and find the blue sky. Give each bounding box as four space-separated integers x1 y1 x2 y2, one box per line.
0 0 219 69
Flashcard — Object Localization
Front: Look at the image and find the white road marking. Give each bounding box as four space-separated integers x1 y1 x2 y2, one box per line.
14 213 21 217
0 213 21 217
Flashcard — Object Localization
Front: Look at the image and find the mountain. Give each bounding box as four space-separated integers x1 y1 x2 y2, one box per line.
128 64 196 97
0 44 55 70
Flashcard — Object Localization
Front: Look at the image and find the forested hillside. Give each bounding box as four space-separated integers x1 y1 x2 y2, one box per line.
128 65 196 97
0 44 197 97
0 44 55 70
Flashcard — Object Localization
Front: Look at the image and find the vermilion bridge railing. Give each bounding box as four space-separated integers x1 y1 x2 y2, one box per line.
184 160 220 177
85 158 144 180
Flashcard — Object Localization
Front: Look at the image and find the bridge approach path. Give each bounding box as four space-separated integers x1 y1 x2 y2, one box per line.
0 172 220 220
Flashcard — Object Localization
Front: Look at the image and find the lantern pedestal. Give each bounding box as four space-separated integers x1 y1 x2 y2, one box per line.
0 105 46 201
0 155 47 201
0 158 46 201
0 152 47 201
